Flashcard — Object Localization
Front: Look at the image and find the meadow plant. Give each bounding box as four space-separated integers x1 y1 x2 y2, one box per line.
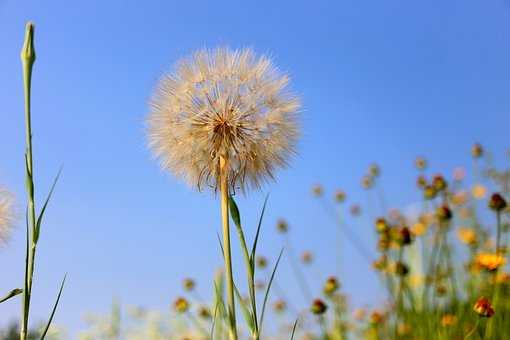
147 48 300 339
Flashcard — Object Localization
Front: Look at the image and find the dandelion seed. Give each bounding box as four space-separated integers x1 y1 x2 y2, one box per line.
147 48 300 192
0 188 15 246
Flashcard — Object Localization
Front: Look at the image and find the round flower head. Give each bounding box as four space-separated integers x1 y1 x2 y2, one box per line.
0 188 15 246
148 48 300 192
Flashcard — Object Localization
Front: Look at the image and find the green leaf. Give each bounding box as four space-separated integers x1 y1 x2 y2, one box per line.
34 168 62 244
40 274 66 340
0 288 23 304
233 284 255 335
228 196 241 227
259 248 284 333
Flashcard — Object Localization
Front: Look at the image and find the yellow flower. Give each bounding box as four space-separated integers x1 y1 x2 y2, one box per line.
452 191 468 206
441 314 457 327
183 278 196 291
475 253 506 271
472 184 487 199
173 297 190 314
409 275 424 288
334 190 346 203
457 228 477 246
411 222 427 237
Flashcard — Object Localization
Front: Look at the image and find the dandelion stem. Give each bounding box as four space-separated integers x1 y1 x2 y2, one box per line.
219 155 238 340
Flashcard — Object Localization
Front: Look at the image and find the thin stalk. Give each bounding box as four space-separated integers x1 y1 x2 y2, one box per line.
20 22 36 340
219 155 237 340
495 211 501 254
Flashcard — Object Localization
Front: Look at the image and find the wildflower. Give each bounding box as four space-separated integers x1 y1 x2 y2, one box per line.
323 276 340 296
394 262 409 276
409 275 424 288
147 48 300 192
273 299 287 313
361 175 373 190
488 193 507 212
0 188 15 246
310 299 327 315
312 184 323 197
174 297 190 313
183 278 196 291
255 280 266 291
353 308 366 321
415 157 427 170
435 285 447 297
369 163 380 178
301 251 313 264
395 226 412 246
471 143 483 158
473 297 494 317
411 222 427 237
334 190 346 203
256 256 268 269
416 175 427 189
451 191 468 206
377 235 390 252
436 205 452 222
197 305 211 319
369 311 385 325
453 167 465 182
472 184 487 199
372 255 388 272
432 174 447 192
375 218 389 233
457 228 477 246
276 219 288 233
441 314 457 327
397 323 411 335
475 253 506 271
423 185 437 200
350 204 361 216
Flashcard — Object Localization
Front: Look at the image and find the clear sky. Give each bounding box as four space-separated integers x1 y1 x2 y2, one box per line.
0 0 509 337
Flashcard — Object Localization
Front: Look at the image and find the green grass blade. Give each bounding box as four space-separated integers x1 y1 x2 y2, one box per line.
290 318 299 340
39 274 66 340
34 168 62 244
0 288 23 304
259 248 284 333
250 194 269 265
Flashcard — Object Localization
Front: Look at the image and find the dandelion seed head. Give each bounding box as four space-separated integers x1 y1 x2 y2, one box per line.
0 188 14 246
148 48 300 192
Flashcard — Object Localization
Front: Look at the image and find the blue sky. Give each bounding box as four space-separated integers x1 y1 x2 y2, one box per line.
0 0 509 337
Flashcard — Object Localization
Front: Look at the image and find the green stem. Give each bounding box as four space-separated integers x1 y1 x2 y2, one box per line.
20 22 37 340
219 156 237 340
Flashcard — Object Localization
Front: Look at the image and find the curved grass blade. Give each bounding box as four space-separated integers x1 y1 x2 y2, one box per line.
290 318 299 340
259 248 283 333
250 194 269 265
0 288 23 304
40 274 66 340
34 167 62 244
